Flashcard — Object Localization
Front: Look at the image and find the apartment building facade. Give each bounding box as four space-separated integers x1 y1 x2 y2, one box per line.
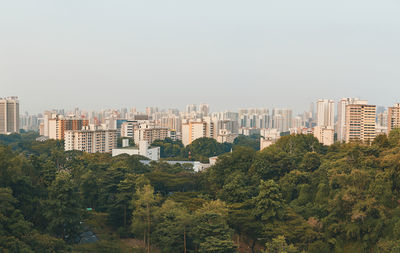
64 128 117 153
388 103 400 133
0 97 19 134
345 104 376 143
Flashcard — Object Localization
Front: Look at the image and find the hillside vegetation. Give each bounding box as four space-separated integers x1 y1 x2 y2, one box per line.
1 131 400 252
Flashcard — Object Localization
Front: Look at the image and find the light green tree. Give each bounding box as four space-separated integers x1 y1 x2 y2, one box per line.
263 235 299 253
131 184 160 253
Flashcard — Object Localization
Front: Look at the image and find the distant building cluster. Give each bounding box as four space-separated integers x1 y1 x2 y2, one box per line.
3 96 400 155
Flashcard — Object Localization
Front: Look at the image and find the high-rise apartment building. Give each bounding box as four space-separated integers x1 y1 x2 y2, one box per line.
120 121 138 138
345 103 376 143
47 115 89 140
316 99 335 127
133 123 169 145
160 115 182 133
271 108 292 132
388 103 400 133
181 119 215 146
0 97 19 134
64 128 117 153
198 104 210 116
186 104 197 114
336 98 368 142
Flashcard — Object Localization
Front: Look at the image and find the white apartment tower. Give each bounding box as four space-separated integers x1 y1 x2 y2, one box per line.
0 97 19 134
316 99 335 127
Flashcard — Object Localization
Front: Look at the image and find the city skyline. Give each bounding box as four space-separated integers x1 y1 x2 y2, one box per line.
6 96 400 116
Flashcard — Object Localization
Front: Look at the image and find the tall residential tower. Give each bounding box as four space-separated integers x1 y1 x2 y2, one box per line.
345 103 376 143
388 103 400 133
336 98 368 142
0 97 19 134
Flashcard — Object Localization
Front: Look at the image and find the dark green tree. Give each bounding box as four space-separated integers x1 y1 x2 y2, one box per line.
44 171 81 240
192 200 236 253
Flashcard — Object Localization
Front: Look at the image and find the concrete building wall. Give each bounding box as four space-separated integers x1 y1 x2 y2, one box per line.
314 126 334 146
388 103 400 133
0 97 19 134
345 104 376 143
316 99 335 127
64 129 117 153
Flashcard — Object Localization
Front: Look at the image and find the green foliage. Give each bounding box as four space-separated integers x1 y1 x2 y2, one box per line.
0 187 68 253
131 184 161 251
253 180 284 222
263 235 299 253
152 138 185 158
192 200 236 253
44 171 82 240
233 134 260 150
152 200 192 253
4 131 400 252
186 137 232 162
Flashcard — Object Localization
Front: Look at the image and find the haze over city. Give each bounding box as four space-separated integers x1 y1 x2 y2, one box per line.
2 0 400 113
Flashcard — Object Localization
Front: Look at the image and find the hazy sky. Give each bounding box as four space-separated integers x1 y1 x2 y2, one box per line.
1 0 400 114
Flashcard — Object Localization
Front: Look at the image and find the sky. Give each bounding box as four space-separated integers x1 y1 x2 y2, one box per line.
1 0 400 114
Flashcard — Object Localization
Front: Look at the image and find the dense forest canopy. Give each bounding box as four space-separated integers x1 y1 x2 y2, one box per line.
1 131 400 252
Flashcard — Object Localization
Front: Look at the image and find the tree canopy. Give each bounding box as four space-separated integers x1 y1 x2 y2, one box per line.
2 131 400 252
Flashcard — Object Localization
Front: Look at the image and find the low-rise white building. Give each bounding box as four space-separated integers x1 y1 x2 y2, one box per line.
216 129 238 143
112 141 160 160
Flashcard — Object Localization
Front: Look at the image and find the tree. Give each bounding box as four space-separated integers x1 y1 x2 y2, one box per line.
186 137 231 161
192 200 236 253
0 187 68 253
388 128 400 147
233 135 260 150
44 171 81 241
218 171 254 204
253 180 284 223
108 173 138 230
263 235 299 253
152 138 185 158
153 200 192 253
0 187 33 252
131 184 160 253
301 152 321 172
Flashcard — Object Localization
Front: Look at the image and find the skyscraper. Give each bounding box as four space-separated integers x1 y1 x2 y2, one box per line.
186 104 197 114
198 103 210 116
0 97 19 134
271 108 292 132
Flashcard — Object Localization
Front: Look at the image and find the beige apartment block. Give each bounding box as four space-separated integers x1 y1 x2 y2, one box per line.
182 119 215 146
64 128 117 153
345 104 376 143
313 126 334 146
133 124 169 145
388 103 400 133
336 98 368 142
